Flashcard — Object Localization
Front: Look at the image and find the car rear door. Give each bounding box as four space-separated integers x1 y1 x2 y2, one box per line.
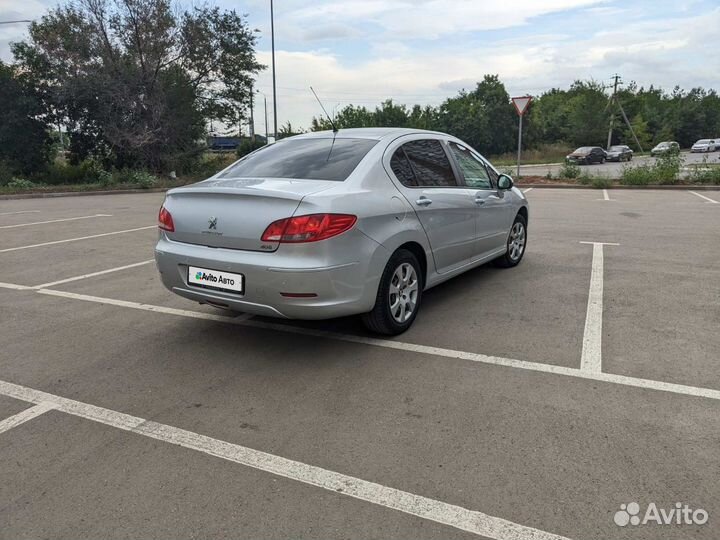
386 138 477 274
445 141 512 258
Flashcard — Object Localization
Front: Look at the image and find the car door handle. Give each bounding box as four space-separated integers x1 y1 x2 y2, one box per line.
474 197 486 205
416 197 432 206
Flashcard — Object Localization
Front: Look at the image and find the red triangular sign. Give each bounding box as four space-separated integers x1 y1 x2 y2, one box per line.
512 96 532 116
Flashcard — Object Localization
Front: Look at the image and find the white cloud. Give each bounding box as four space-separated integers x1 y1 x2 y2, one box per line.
253 7 720 131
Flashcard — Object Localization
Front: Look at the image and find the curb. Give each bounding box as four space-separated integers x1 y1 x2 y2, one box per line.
516 184 720 190
0 187 170 200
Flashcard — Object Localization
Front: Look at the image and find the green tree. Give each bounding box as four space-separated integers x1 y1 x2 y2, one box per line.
0 61 52 176
12 0 263 171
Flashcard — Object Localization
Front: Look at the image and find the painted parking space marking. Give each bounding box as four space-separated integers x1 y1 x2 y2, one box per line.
0 378 571 540
0 210 41 216
688 191 719 204
578 242 619 373
0 225 155 253
0 214 112 229
0 402 55 435
18 286 720 403
522 188 534 193
31 259 155 289
596 189 615 201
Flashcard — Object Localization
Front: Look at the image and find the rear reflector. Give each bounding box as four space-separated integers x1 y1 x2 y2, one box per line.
261 214 357 243
158 206 175 232
280 292 318 298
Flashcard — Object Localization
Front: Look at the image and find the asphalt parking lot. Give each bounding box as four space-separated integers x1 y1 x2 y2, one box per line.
1 188 719 540
519 150 720 178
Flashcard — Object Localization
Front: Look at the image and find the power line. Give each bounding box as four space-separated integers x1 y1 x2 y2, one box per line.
0 20 33 25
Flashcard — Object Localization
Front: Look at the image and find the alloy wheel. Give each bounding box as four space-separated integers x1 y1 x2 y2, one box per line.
388 263 419 323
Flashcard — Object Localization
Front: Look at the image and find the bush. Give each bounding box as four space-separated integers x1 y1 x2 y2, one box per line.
0 161 13 186
620 152 683 185
591 177 612 189
7 177 38 189
39 159 108 185
688 166 720 184
577 172 592 185
558 161 580 179
236 139 266 158
120 170 158 189
620 164 655 185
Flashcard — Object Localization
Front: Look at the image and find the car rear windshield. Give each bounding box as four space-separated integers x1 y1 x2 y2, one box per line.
609 146 626 151
219 138 378 181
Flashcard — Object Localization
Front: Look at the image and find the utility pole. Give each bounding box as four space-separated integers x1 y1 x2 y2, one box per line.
606 73 644 153
607 74 621 149
249 89 255 142
270 0 278 141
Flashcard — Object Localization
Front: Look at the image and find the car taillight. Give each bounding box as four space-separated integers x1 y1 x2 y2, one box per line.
158 206 175 232
261 214 357 243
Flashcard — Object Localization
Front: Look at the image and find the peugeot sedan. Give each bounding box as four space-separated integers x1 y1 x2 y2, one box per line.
155 128 529 335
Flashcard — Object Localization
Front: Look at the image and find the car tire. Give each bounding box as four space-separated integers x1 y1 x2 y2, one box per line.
494 213 528 268
362 249 423 335
600 157 606 164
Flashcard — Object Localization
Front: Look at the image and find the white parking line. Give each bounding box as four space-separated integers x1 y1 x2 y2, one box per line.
32 287 720 402
32 259 155 289
0 402 55 435
578 242 618 373
0 214 112 229
0 210 40 216
0 282 33 290
688 191 719 204
0 226 155 253
0 379 571 540
522 188 534 193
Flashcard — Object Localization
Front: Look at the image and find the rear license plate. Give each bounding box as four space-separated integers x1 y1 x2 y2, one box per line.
188 265 244 294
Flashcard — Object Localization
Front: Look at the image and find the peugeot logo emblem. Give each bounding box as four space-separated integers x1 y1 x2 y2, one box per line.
208 216 218 230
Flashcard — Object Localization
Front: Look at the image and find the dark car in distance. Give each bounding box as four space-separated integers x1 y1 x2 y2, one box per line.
606 145 633 162
566 146 607 165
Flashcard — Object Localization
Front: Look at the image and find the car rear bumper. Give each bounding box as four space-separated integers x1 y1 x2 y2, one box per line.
154 232 386 320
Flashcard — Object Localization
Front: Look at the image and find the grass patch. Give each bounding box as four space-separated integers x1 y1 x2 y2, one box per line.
490 143 571 165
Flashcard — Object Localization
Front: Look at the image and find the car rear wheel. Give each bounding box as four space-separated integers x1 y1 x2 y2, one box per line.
362 249 423 335
495 213 527 268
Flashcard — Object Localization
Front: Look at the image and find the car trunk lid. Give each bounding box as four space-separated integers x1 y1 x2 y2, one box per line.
163 178 335 252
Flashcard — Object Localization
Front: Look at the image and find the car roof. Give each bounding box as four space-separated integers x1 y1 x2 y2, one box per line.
289 127 448 141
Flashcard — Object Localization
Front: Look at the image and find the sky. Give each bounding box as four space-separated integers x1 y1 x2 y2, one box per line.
1 0 719 135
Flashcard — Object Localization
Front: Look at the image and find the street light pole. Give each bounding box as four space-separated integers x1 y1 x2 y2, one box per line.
270 0 278 141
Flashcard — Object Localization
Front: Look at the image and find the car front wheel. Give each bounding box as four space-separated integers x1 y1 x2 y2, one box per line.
362 249 423 335
495 213 527 268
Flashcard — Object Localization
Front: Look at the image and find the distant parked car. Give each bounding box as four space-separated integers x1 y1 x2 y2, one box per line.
650 141 680 157
606 145 633 162
566 146 607 165
691 139 718 153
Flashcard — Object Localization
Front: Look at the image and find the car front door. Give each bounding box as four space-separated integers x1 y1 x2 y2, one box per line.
387 138 477 273
446 141 512 258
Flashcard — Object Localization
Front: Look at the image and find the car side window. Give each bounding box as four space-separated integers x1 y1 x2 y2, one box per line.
401 139 458 187
447 142 492 189
390 148 418 187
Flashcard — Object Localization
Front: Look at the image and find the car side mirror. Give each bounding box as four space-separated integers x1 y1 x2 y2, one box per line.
497 174 513 190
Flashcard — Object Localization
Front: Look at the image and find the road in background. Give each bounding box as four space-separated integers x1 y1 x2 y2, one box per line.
517 150 720 178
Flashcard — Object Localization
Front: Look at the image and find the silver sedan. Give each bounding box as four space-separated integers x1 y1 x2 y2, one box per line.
155 128 529 334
